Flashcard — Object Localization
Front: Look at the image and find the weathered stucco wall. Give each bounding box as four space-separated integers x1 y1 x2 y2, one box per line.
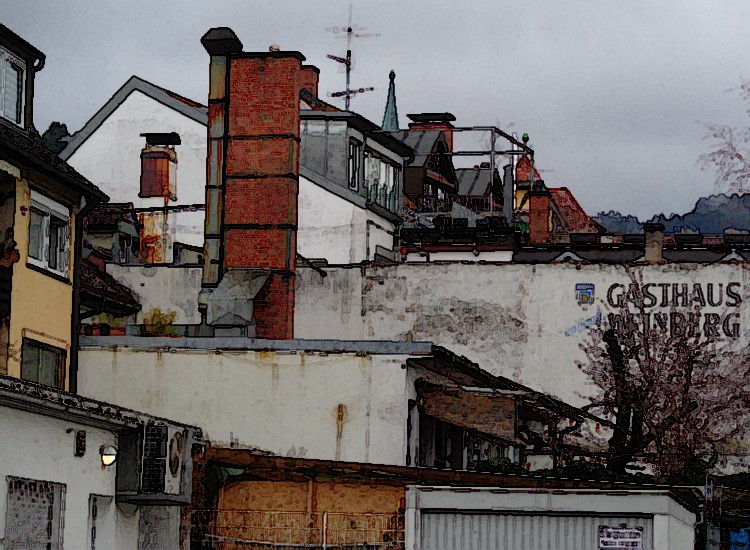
0 406 122 549
298 175 395 264
79 349 411 464
296 263 750 412
107 264 203 324
66 90 206 247
294 267 365 340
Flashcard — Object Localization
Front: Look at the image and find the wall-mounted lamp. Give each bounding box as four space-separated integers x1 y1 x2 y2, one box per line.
99 445 118 467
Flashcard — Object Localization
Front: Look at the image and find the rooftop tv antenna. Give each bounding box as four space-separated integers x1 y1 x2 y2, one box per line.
325 0 379 110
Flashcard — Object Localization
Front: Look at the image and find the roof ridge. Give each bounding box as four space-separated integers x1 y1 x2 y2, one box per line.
60 75 207 161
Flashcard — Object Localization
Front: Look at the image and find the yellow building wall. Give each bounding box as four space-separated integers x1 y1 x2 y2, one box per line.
6 174 77 390
516 188 529 211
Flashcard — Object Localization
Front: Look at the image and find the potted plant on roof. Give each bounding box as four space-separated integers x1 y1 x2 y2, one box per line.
142 307 177 337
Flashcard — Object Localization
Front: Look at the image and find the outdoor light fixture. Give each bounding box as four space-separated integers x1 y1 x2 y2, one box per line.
99 445 118 467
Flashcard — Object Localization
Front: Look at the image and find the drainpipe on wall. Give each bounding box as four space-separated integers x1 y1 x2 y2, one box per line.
69 195 103 393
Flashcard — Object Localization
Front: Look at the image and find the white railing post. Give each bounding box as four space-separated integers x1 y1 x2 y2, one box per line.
322 511 328 550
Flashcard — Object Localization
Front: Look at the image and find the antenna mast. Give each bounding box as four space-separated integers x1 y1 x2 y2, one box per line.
326 0 378 110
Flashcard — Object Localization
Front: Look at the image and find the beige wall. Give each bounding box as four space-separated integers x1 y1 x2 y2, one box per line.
5 169 78 390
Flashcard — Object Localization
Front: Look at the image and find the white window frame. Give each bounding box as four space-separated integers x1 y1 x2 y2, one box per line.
0 46 25 126
27 190 71 277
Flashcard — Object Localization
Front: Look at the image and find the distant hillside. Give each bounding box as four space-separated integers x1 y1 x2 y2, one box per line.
593 193 750 234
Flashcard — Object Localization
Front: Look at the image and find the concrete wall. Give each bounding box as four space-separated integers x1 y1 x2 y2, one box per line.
66 90 206 248
108 264 203 324
298 175 395 264
78 349 412 464
346 263 750 407
0 406 122 549
294 267 365 340
653 512 696 550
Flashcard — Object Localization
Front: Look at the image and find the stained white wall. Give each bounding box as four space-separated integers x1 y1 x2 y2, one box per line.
65 90 207 248
298 175 395 264
0 406 127 549
78 349 413 465
107 264 203 324
294 261 750 469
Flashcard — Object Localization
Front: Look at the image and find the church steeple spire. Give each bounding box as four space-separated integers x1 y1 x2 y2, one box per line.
381 70 399 131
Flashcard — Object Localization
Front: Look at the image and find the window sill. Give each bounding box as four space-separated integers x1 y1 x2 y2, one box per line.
25 262 71 285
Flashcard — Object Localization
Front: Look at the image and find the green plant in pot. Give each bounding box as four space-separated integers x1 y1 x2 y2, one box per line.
142 308 177 336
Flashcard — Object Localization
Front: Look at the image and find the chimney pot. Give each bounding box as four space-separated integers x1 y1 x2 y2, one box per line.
201 27 243 56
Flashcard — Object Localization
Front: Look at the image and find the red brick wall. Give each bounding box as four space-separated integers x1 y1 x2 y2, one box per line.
253 273 296 339
224 54 302 339
300 65 320 96
529 192 551 244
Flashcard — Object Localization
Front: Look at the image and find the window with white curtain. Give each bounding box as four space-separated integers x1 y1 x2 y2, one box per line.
27 190 71 277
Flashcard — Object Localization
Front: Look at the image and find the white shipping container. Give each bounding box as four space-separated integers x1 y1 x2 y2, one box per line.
406 487 696 550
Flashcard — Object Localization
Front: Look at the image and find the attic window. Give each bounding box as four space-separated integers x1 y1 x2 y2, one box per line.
0 49 24 125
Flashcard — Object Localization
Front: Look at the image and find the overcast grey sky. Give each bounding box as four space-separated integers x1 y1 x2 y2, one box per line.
3 1 749 219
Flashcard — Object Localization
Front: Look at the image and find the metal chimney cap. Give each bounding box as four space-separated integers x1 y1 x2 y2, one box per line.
269 44 281 52
201 27 243 56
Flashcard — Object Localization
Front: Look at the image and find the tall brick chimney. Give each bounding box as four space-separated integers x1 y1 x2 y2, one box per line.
300 65 320 97
200 28 303 339
407 113 456 151
528 180 552 244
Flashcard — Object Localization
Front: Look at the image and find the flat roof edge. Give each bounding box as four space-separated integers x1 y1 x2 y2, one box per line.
79 335 434 354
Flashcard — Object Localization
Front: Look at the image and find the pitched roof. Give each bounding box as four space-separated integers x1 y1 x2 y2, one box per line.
385 129 448 166
456 167 497 197
549 187 604 234
60 75 208 161
515 154 542 184
0 119 107 202
83 202 139 233
80 258 141 316
299 88 340 112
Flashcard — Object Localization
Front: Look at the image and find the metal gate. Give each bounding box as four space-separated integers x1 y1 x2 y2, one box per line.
419 512 653 550
191 510 405 549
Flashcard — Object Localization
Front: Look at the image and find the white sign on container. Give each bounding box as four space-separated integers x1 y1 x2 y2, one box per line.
598 524 643 549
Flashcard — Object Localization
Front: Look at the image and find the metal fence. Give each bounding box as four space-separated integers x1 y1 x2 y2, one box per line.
191 510 405 549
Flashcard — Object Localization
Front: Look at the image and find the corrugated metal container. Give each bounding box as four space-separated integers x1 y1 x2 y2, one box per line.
407 487 696 550
420 512 652 550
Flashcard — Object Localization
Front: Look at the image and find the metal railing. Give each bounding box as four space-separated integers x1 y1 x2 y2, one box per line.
191 510 405 549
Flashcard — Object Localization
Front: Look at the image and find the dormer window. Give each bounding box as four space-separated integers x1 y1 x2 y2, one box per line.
0 48 24 125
